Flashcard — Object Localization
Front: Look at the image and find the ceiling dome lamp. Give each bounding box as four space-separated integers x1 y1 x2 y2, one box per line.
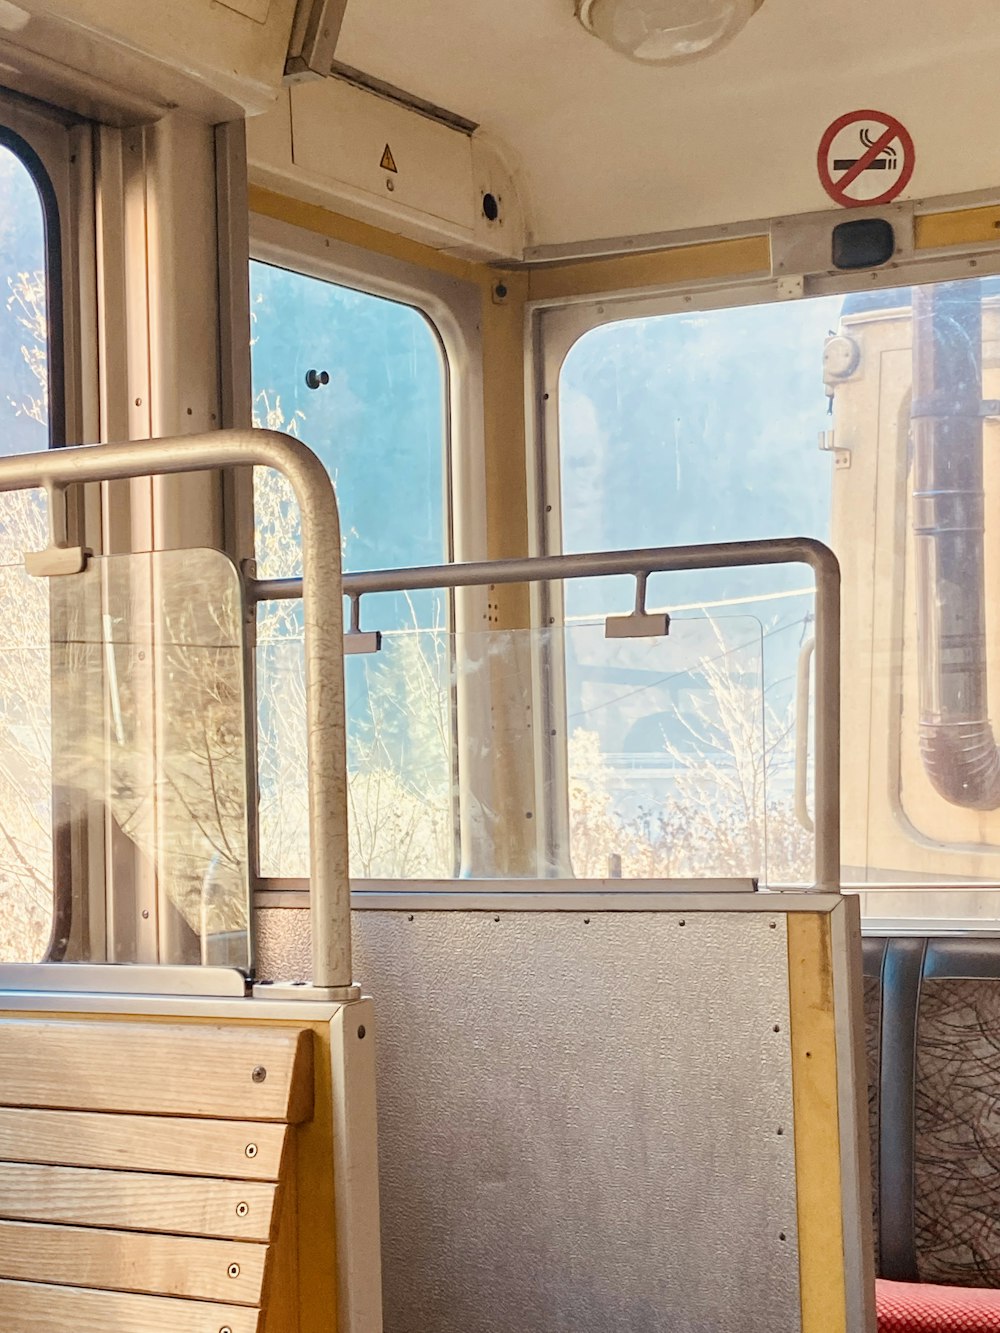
576 0 765 65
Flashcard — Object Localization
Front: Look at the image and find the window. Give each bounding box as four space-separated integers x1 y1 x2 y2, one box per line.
0 131 59 960
249 261 455 880
552 275 1000 921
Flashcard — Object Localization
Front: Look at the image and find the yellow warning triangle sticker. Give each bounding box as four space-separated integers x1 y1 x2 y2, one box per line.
380 143 398 173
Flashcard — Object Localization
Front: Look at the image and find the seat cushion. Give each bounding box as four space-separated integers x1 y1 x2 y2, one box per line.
877 1279 1000 1332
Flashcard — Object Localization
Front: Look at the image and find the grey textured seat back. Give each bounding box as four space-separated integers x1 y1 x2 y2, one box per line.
863 937 1000 1288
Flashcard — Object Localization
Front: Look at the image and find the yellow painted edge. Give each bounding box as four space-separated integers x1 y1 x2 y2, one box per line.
527 234 771 303
915 204 1000 251
786 913 848 1333
248 183 489 288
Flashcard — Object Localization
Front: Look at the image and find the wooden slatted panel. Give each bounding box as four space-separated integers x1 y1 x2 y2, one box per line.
0 1219 268 1305
0 1278 262 1333
0 1108 288 1179
0 1020 313 1122
0 1164 279 1241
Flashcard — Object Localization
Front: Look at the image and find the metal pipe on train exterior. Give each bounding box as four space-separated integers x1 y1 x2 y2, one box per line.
0 429 353 997
252 535 843 895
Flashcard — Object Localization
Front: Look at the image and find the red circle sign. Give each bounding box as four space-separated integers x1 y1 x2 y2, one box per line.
817 109 915 208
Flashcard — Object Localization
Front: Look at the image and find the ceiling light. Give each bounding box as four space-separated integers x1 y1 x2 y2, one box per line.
576 0 764 65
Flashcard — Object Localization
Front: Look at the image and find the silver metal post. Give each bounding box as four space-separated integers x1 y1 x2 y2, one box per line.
0 430 354 997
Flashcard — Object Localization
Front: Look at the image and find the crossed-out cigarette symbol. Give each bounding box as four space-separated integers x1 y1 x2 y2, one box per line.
833 126 899 174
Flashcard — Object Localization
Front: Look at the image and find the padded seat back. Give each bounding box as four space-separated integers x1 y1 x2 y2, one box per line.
864 938 1000 1288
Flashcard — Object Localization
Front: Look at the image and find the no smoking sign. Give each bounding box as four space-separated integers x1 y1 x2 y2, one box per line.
818 109 915 208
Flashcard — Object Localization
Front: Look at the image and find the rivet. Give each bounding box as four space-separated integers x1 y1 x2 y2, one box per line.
220 1327 233 1333
251 1066 267 1083
245 1143 258 1159
228 1263 241 1278
357 1025 366 1039
494 915 500 923
236 1202 249 1218
779 1232 787 1242
386 179 394 192
768 921 777 930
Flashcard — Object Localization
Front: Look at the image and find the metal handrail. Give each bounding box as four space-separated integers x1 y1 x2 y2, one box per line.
250 536 842 894
0 429 352 997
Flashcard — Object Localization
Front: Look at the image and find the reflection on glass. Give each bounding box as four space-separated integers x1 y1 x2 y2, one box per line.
258 606 455 880
257 607 811 885
249 261 448 591
0 550 251 967
559 277 1000 916
564 614 801 882
0 145 52 952
0 143 48 459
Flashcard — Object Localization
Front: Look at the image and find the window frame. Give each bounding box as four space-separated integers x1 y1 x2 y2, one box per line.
0 92 96 965
248 210 482 886
0 122 65 448
531 221 1000 914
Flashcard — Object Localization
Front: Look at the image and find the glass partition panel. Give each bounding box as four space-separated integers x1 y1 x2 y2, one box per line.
563 613 793 882
257 605 803 884
0 548 250 967
257 605 455 880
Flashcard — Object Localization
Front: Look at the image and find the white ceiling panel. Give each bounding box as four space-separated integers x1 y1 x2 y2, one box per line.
334 0 1000 247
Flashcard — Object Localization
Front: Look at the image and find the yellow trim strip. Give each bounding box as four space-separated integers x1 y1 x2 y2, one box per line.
527 235 771 303
786 913 848 1333
248 184 487 288
915 204 1000 251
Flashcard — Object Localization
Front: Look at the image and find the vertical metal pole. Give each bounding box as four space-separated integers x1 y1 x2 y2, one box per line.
811 545 842 893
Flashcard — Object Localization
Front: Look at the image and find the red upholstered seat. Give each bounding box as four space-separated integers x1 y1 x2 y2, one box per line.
877 1279 1000 1332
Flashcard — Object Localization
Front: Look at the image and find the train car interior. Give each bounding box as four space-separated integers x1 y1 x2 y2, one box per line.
0 1 999 1330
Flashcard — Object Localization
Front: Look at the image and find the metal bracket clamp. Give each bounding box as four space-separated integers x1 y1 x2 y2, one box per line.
24 545 89 577
253 981 363 1002
23 480 89 577
344 593 381 655
605 571 671 640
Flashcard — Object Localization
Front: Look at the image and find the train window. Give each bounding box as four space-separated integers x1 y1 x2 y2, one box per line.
249 261 455 879
0 132 59 960
553 275 1000 921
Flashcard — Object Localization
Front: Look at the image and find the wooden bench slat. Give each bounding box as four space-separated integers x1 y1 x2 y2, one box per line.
0 1108 287 1179
0 1163 279 1241
0 1219 268 1305
0 1277 262 1333
0 1020 313 1122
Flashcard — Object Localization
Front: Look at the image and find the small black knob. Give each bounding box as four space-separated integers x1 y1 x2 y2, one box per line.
305 369 330 390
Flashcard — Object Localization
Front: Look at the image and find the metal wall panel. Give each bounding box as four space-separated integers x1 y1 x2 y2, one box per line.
353 907 802 1333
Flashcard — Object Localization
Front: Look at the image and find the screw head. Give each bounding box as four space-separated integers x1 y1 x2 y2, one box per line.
221 1327 233 1333
228 1262 241 1279
236 1201 249 1218
251 1065 267 1084
245 1143 258 1159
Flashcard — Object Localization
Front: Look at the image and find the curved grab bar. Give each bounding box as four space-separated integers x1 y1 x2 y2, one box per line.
0 429 352 996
